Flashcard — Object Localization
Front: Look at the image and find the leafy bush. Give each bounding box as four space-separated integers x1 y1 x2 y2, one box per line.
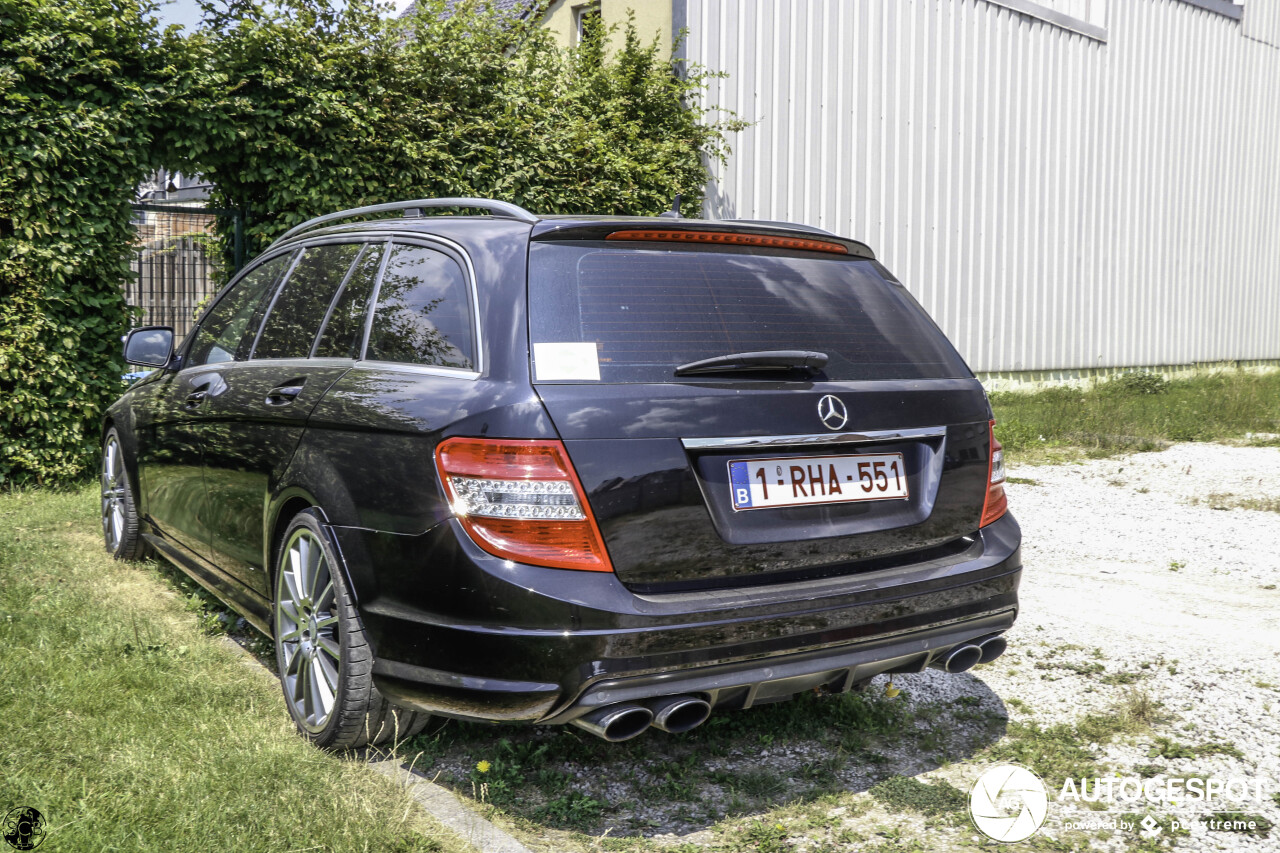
0 0 174 485
164 0 745 262
2 0 741 485
1108 370 1170 396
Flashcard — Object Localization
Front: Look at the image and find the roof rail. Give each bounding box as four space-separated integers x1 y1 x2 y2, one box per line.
269 197 539 249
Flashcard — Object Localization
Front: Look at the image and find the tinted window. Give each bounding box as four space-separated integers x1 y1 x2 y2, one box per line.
528 244 972 382
254 243 362 360
365 243 474 369
314 243 384 359
187 254 292 367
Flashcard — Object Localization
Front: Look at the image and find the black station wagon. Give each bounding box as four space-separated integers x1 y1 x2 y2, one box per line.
104 198 1021 749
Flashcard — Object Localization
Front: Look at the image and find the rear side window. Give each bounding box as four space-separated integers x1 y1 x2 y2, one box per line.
186 254 293 367
365 243 474 369
254 243 362 360
528 243 971 382
314 243 384 359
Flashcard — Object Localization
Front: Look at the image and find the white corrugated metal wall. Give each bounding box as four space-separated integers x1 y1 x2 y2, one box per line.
686 0 1280 374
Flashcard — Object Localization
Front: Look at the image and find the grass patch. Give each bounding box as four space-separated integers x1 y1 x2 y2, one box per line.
985 690 1161 786
1190 492 1280 513
868 776 968 820
1148 737 1244 760
0 486 461 852
990 369 1280 461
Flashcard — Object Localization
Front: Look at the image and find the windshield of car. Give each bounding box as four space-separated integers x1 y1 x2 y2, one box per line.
528 242 972 383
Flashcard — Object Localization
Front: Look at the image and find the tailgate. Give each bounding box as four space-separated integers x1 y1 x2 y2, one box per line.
539 381 993 591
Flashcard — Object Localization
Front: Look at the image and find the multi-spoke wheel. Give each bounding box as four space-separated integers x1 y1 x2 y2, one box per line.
276 526 341 733
101 428 147 560
273 510 430 749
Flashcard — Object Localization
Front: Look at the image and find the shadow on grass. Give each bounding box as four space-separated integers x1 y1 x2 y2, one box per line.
135 547 1009 841
396 667 1009 840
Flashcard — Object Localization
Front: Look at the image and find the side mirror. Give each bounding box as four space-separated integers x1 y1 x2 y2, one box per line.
123 326 174 368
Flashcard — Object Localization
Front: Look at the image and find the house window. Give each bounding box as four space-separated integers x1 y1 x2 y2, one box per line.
574 2 601 46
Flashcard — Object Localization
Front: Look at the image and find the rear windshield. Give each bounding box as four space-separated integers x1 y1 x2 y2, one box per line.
528 243 972 383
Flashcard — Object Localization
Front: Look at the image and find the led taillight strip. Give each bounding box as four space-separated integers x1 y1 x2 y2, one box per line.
605 229 849 255
980 420 1009 528
435 437 614 572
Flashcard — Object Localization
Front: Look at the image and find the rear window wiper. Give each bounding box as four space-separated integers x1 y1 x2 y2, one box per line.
674 350 828 376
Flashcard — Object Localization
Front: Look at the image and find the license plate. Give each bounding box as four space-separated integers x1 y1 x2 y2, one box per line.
728 453 909 510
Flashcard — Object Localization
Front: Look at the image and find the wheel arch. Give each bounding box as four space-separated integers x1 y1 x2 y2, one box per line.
265 490 364 635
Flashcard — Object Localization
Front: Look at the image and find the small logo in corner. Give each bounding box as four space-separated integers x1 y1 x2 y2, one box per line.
817 394 848 431
3 807 46 851
1139 814 1162 839
970 764 1049 843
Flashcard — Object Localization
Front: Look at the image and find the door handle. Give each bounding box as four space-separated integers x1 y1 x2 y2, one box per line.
184 390 208 410
265 382 305 406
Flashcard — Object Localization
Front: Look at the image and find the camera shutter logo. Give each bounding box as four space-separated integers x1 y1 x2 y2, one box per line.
970 765 1049 843
3 807 46 851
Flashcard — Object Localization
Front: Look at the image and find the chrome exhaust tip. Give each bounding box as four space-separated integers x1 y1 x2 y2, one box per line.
647 695 712 734
569 704 653 742
931 643 983 674
978 635 1007 664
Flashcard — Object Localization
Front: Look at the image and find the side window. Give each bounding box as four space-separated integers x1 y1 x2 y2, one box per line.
186 254 292 367
254 243 362 360
365 243 475 369
313 243 384 359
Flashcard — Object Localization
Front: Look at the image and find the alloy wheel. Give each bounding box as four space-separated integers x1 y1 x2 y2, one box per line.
101 437 127 551
276 529 341 733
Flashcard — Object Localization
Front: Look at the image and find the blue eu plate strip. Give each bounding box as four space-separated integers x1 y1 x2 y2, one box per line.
728 461 752 508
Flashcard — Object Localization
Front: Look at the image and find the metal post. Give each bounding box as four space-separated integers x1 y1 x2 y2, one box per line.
232 209 244 274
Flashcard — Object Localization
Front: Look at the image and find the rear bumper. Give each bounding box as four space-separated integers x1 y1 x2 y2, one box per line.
333 512 1021 724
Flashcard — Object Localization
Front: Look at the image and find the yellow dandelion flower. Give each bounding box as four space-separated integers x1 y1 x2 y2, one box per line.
476 760 492 773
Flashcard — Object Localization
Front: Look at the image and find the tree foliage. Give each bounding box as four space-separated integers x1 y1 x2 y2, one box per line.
0 0 175 484
1 0 742 485
166 0 743 260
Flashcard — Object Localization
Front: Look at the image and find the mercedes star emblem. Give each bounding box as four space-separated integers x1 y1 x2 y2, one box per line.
817 394 848 431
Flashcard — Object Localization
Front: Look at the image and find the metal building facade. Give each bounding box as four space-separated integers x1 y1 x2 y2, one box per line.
684 0 1280 374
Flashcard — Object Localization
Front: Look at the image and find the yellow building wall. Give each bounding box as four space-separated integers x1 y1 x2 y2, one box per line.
539 0 672 58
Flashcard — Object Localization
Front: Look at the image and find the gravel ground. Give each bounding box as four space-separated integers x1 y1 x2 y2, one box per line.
411 442 1280 852
968 442 1280 851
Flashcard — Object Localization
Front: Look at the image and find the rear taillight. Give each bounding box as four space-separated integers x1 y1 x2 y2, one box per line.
980 419 1008 527
435 437 613 572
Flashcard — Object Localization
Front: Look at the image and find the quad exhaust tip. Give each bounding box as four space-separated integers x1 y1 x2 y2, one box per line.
647 695 712 734
931 634 1008 674
569 704 653 742
978 635 1007 663
570 695 712 741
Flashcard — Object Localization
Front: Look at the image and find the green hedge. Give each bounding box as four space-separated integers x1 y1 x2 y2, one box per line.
1 0 742 486
0 0 173 485
163 0 743 261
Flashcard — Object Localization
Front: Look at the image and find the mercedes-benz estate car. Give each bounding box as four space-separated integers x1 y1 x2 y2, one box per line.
104 198 1020 749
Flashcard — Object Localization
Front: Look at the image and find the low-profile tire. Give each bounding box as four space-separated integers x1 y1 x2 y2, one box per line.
273 509 430 750
101 428 149 561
